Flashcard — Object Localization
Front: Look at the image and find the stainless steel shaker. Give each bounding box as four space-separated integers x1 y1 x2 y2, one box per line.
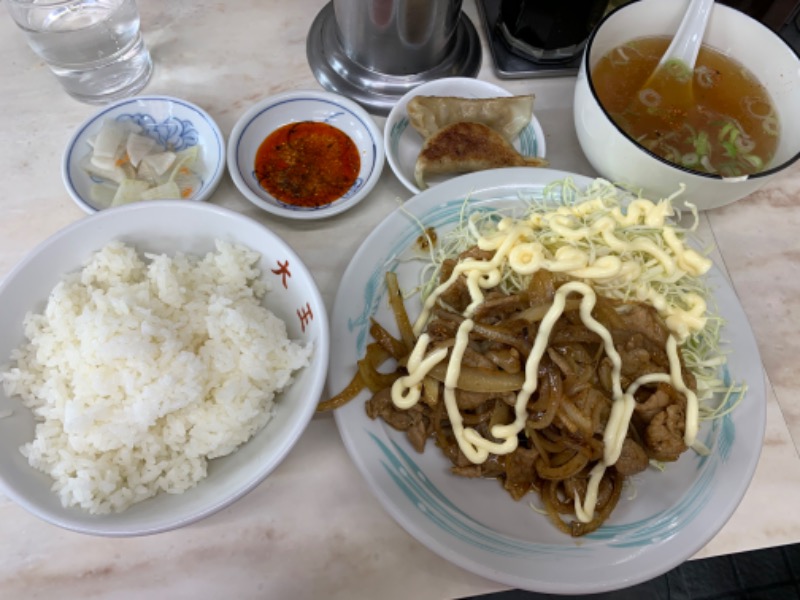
307 0 481 114
332 0 464 75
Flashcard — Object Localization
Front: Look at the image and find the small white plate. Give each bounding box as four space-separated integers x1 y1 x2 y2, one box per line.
227 90 384 220
62 95 226 214
328 167 765 594
384 78 547 194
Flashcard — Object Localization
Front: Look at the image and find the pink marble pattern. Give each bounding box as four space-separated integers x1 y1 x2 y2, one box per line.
1 0 799 598
709 162 800 449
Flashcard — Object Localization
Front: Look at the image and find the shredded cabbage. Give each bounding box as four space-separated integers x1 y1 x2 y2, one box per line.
411 177 741 424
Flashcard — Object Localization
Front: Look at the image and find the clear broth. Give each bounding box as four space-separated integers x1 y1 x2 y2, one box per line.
592 36 779 176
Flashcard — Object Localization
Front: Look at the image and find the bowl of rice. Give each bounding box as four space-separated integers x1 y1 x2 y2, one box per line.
0 201 329 536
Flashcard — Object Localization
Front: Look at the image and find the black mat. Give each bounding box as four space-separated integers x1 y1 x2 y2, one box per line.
461 543 800 599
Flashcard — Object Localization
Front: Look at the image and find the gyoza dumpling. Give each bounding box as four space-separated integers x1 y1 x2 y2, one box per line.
407 94 535 142
414 121 548 189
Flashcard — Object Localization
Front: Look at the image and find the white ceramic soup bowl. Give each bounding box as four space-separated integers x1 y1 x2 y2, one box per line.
574 0 800 211
0 201 329 536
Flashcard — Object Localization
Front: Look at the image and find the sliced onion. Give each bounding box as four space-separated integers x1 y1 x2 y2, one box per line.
610 44 643 67
762 116 779 136
140 180 181 201
89 183 117 208
681 153 699 167
638 89 661 108
742 96 773 119
741 154 764 170
82 124 205 206
173 170 203 199
695 66 716 89
81 154 126 184
700 155 717 173
93 120 128 159
126 133 157 168
614 47 632 65
111 178 151 207
427 362 524 393
734 135 755 153
141 151 177 176
657 142 682 163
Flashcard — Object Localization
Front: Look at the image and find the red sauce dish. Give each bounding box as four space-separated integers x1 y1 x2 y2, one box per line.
255 121 361 208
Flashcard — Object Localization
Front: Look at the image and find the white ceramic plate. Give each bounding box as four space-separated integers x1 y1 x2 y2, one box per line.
328 168 766 594
384 78 547 195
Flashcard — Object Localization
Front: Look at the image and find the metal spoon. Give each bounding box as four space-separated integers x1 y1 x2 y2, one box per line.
639 0 715 107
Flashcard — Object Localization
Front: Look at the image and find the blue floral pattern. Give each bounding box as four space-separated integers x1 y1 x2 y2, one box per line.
116 113 200 152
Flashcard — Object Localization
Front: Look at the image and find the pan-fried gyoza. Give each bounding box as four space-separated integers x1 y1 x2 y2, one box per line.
321 180 740 537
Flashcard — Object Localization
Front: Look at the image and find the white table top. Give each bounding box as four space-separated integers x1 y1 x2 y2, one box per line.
2 1 800 598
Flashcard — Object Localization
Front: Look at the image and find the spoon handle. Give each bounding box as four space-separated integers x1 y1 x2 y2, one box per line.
658 0 714 69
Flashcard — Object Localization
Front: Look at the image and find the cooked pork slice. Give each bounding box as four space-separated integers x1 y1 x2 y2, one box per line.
614 438 650 476
645 404 688 461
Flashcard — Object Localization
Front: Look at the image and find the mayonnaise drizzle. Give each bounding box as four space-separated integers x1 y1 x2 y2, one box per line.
391 333 448 410
393 193 709 524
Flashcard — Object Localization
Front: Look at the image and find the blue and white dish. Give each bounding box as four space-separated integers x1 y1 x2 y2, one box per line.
62 95 226 214
227 90 384 220
384 78 547 195
327 167 766 594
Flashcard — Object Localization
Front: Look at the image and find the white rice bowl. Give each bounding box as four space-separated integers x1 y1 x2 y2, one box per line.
0 201 329 536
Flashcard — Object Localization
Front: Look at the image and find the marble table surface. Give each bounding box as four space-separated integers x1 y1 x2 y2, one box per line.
1 1 799 598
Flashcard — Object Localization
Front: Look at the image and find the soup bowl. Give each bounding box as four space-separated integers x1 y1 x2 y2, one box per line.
574 0 800 211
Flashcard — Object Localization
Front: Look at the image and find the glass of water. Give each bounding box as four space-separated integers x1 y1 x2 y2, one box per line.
6 0 153 104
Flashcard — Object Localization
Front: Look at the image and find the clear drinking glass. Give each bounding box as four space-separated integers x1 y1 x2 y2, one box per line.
6 0 153 104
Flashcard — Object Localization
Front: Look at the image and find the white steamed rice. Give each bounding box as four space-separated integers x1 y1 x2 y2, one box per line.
0 240 312 514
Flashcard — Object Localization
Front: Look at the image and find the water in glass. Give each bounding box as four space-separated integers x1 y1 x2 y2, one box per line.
10 0 152 103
